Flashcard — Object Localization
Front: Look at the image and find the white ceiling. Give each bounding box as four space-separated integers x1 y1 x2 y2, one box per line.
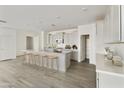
0 5 108 31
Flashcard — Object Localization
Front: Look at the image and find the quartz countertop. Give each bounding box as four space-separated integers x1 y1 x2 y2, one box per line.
96 54 124 77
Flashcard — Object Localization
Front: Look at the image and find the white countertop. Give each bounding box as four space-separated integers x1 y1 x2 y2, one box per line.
62 50 72 54
96 54 124 77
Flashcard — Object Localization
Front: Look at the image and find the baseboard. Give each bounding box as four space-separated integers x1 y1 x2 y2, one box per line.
16 55 24 57
0 58 16 62
71 59 78 62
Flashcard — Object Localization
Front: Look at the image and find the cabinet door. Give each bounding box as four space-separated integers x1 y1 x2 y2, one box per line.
103 12 111 43
103 6 113 43
71 51 78 61
112 5 121 42
103 14 107 43
121 5 124 41
103 5 121 43
98 73 124 88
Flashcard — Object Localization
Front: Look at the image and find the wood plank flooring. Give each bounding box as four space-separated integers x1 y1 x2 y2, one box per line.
0 56 96 88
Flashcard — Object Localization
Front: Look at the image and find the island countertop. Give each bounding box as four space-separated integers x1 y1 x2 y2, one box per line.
96 54 124 77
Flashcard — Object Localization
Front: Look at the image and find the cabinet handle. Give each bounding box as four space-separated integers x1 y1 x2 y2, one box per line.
97 73 99 88
120 5 122 41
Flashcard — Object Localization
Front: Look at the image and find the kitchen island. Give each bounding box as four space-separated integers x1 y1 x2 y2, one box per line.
25 50 72 72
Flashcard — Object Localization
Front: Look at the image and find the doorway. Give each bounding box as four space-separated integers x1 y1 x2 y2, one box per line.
26 36 33 50
80 35 90 63
85 35 90 63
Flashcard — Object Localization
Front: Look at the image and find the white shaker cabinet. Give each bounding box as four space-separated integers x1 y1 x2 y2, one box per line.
103 5 121 43
103 6 113 43
103 12 111 43
112 5 121 42
121 5 124 41
97 72 124 88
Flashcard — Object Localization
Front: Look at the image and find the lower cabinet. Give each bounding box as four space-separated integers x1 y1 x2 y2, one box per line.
97 72 124 88
71 50 78 61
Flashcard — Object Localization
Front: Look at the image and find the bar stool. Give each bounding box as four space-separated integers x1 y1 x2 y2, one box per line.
47 54 59 72
39 53 45 67
33 52 41 66
23 51 27 62
41 54 47 67
24 52 33 64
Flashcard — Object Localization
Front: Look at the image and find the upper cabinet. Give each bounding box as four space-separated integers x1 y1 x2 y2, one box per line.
112 6 121 42
103 5 122 43
121 6 124 41
47 29 78 48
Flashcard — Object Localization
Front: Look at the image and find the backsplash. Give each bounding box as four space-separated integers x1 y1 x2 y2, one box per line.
104 44 124 63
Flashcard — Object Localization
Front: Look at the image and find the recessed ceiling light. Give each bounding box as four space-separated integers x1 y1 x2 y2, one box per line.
81 8 88 11
56 16 61 19
39 21 43 23
51 24 56 26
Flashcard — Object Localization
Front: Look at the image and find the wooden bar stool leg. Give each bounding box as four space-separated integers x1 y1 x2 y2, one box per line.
30 54 34 64
23 52 26 62
36 55 39 66
26 54 28 64
30 54 33 64
34 55 37 65
38 55 40 66
40 56 43 70
56 58 59 71
24 54 27 63
30 54 32 64
47 58 49 69
37 55 39 65
42 57 44 67
35 55 37 65
29 54 31 64
51 59 54 70
28 54 30 64
44 56 48 75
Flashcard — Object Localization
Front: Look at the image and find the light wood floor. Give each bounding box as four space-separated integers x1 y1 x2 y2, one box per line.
0 57 96 88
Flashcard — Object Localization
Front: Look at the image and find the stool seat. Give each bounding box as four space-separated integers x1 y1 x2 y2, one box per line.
42 55 47 57
47 56 58 59
46 54 59 72
24 52 33 64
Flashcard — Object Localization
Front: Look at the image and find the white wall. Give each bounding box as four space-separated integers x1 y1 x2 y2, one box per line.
0 27 16 60
96 20 104 54
33 36 40 51
78 23 96 65
40 31 48 50
16 30 41 56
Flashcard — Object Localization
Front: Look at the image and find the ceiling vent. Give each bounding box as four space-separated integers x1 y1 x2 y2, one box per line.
0 20 7 23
